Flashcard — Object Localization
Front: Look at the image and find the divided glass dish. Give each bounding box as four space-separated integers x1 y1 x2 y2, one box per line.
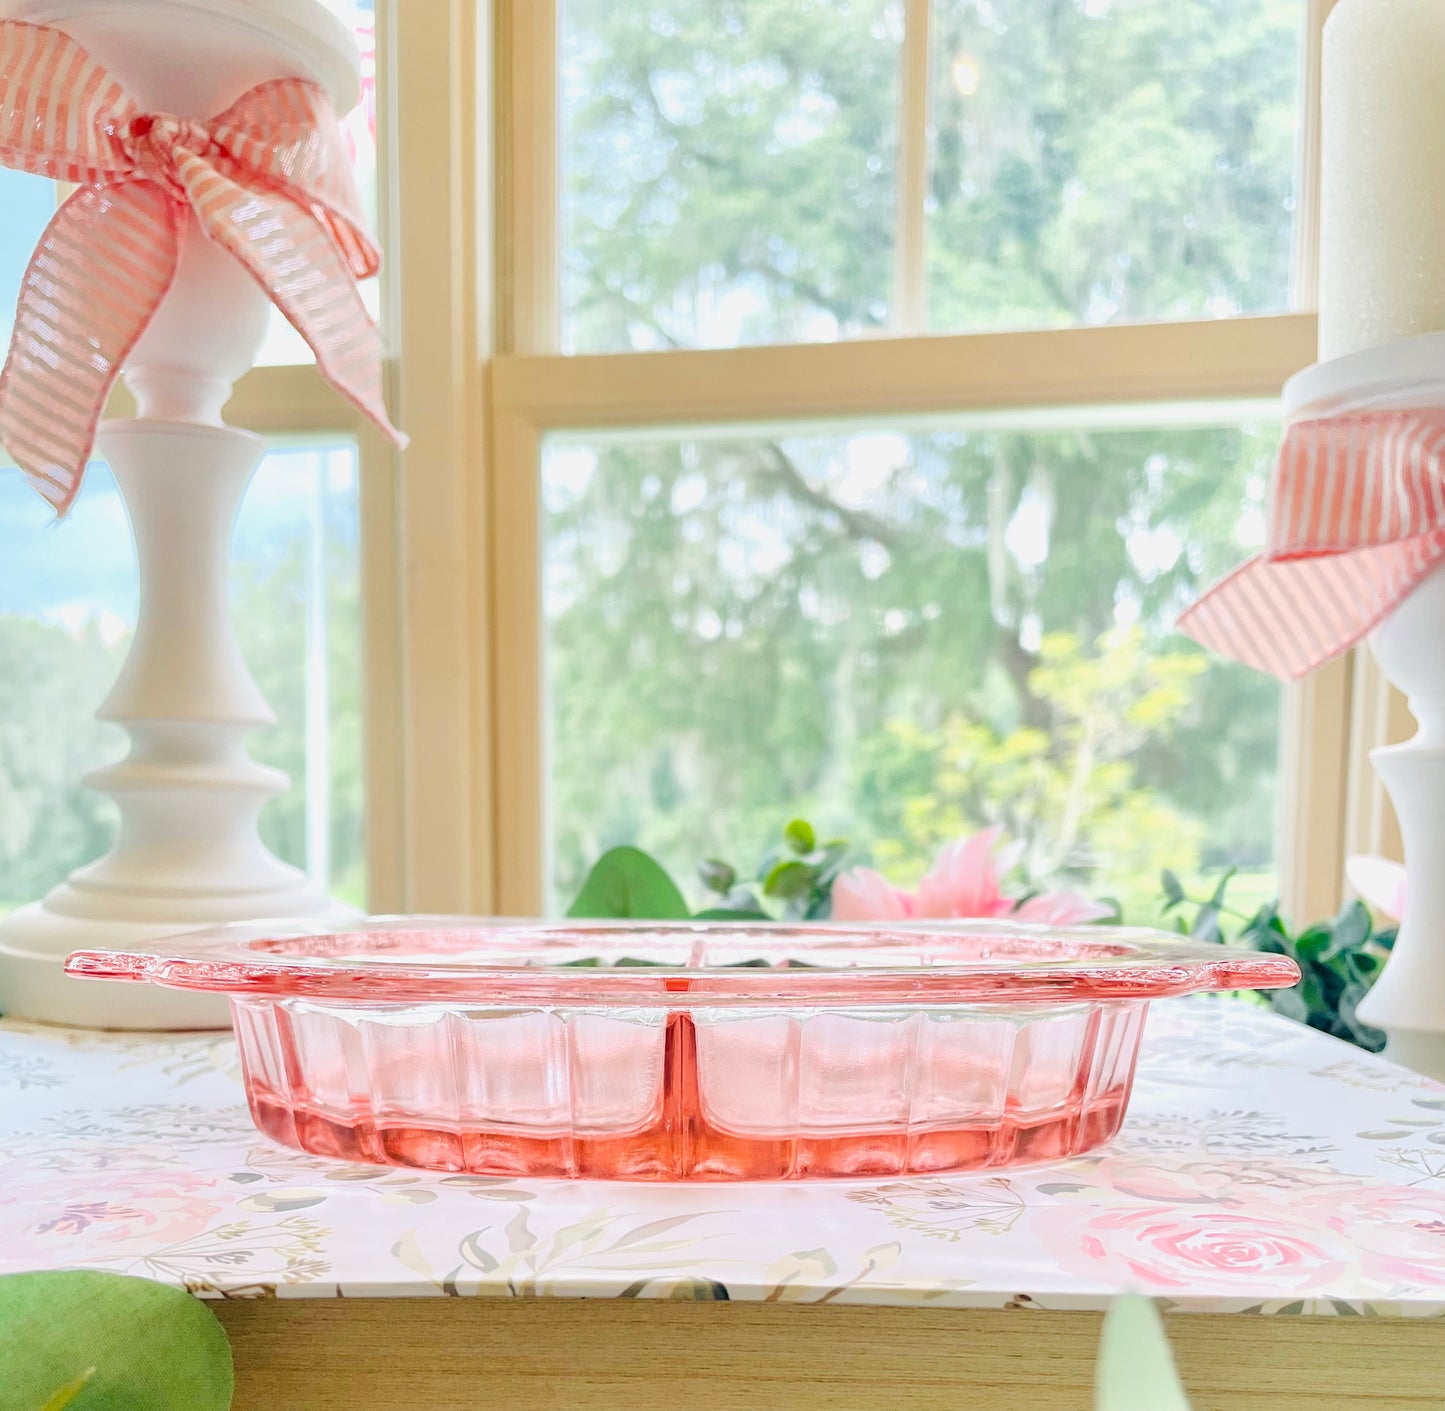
67 920 1299 1182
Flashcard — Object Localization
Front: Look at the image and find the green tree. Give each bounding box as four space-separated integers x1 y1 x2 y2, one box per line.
860 628 1209 919
547 424 1279 909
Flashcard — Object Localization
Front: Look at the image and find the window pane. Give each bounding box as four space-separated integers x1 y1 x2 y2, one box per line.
544 418 1279 921
560 0 903 352
235 445 367 906
0 445 364 911
926 0 1301 332
256 0 381 366
0 170 59 350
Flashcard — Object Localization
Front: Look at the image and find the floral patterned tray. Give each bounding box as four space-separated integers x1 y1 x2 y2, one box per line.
1 998 1442 1312
67 919 1297 1181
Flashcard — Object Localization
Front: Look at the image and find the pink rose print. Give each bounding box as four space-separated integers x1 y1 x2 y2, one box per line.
1038 1205 1353 1295
1086 1155 1351 1207
1299 1184 1445 1288
0 1161 222 1269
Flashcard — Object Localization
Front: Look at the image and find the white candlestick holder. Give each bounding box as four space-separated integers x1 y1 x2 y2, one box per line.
1284 331 1445 1080
0 0 364 1029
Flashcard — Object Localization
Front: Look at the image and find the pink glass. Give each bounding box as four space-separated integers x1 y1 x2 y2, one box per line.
67 920 1299 1181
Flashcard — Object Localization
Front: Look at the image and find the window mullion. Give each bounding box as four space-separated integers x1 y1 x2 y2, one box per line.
497 0 559 355
387 0 496 912
892 0 931 336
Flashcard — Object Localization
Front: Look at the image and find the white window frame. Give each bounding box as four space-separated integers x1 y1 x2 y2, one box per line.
175 0 1401 926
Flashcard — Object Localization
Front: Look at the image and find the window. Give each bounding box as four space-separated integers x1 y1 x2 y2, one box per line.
542 415 1280 918
558 1 1303 351
483 0 1346 925
560 0 904 350
923 0 1301 332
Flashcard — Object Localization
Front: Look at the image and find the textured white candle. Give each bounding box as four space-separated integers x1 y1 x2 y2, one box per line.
1318 0 1445 359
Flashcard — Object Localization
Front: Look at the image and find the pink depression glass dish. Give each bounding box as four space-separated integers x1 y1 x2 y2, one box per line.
67 920 1299 1182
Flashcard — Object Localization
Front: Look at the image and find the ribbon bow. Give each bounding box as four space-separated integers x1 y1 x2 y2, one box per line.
0 20 404 514
1178 409 1445 679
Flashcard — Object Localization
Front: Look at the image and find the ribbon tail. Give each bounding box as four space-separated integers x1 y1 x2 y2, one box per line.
0 181 179 513
1177 537 1445 681
178 156 405 449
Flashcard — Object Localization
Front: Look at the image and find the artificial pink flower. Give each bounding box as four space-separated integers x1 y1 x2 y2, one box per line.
914 827 1022 919
831 828 1110 925
830 868 917 921
1346 855 1406 922
1014 890 1115 925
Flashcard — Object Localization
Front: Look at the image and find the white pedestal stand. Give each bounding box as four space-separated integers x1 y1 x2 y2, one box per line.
0 0 363 1029
1285 331 1445 1080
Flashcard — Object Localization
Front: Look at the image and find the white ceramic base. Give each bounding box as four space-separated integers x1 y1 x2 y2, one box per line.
0 901 359 1030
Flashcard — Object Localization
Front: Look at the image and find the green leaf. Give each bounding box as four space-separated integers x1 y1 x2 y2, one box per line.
763 859 816 901
1190 904 1222 945
1268 985 1310 1024
1207 866 1238 910
1093 896 1124 925
1160 869 1185 908
39 1370 95 1411
1094 1295 1192 1411
1326 899 1371 956
697 859 737 896
566 847 689 920
783 819 816 854
0 1272 233 1411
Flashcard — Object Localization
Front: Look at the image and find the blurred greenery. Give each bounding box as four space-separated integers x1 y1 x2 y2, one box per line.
1163 868 1393 1052
0 617 123 904
562 0 1298 349
546 424 1281 918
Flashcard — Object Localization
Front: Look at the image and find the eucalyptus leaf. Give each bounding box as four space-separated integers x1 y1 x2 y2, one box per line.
697 859 736 895
763 859 816 902
1207 865 1237 909
1323 899 1370 957
566 847 690 920
1094 1295 1192 1411
1189 905 1221 944
0 1272 233 1411
1167 869 1391 1053
783 818 816 854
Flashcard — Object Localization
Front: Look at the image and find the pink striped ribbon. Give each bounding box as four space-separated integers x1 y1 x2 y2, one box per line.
0 20 404 514
1178 409 1445 680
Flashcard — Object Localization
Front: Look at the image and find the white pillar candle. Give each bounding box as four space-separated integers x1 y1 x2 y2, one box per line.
1318 0 1445 360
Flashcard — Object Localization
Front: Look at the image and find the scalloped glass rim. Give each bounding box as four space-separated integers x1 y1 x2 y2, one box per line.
66 916 1300 1007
